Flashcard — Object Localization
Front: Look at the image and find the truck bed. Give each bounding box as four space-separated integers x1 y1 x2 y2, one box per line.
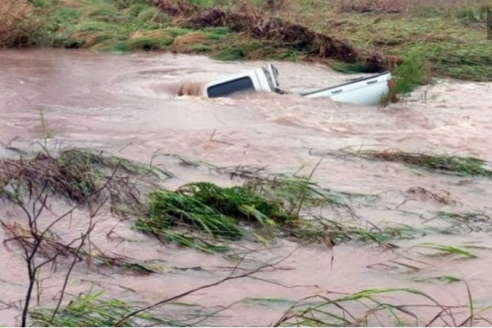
301 71 393 106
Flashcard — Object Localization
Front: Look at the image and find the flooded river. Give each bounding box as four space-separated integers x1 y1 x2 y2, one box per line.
1 49 492 326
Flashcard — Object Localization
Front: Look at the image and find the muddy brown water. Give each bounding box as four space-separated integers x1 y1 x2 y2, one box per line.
1 49 492 326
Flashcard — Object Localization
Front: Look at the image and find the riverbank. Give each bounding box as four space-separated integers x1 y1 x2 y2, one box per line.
1 0 491 90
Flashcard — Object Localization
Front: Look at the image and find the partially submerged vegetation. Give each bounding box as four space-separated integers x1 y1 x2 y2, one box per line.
349 149 492 177
0 147 395 255
429 212 492 235
392 50 431 94
274 287 480 327
3 147 492 255
139 182 291 242
3 146 488 258
30 291 178 326
29 287 491 327
2 146 492 326
0 146 443 257
411 242 478 259
136 177 402 252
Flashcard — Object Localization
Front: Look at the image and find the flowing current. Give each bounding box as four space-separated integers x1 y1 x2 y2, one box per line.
1 49 492 326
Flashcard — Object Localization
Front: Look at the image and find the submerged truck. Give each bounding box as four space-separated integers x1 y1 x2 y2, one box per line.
201 64 394 106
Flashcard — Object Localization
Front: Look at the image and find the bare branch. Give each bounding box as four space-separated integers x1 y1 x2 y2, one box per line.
113 246 300 326
51 224 95 320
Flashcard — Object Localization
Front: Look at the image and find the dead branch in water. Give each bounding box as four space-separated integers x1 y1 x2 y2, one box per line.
1 197 93 327
112 246 301 326
2 221 165 274
0 164 122 327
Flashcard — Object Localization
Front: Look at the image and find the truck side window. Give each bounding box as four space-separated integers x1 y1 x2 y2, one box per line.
207 77 255 98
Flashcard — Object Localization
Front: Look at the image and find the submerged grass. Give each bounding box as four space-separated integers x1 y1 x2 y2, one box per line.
411 242 478 259
135 174 428 252
29 286 485 327
242 297 298 307
414 275 461 284
292 218 431 249
275 287 467 327
425 211 492 235
0 147 410 254
351 149 492 177
31 291 178 326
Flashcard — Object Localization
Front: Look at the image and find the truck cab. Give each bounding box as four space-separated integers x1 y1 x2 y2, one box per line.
202 64 281 98
201 63 393 106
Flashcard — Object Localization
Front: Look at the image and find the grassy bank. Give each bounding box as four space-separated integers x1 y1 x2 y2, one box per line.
289 0 492 81
1 0 491 89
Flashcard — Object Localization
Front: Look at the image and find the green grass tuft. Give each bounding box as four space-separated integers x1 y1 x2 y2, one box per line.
136 7 171 24
51 7 81 24
213 46 247 61
112 36 173 52
31 291 177 327
211 39 296 62
125 3 150 16
82 3 128 24
412 242 478 259
164 27 192 37
393 50 431 94
331 61 372 74
136 181 295 244
135 174 422 252
72 21 123 34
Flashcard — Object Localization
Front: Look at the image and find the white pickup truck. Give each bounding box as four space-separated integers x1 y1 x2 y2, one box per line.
201 64 394 106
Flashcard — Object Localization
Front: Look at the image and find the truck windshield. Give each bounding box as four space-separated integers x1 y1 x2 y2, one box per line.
206 77 255 98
